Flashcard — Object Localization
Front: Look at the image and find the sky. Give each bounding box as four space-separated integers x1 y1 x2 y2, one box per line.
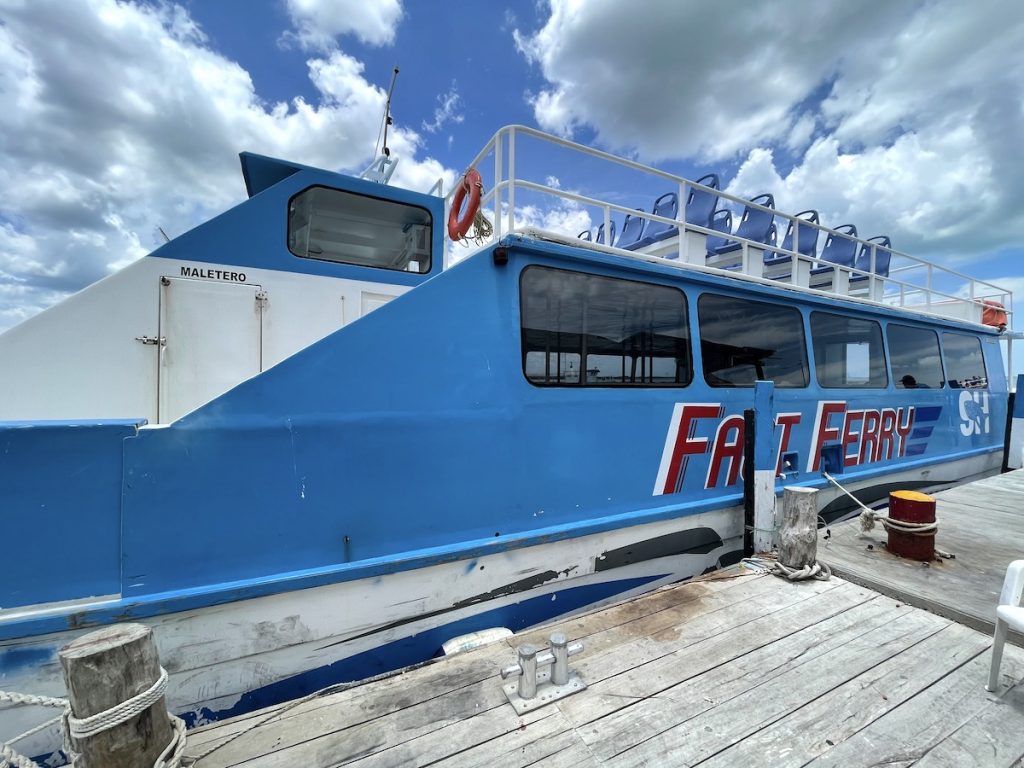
2 0 1024 357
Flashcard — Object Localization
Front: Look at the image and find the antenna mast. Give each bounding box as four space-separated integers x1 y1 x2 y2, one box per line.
381 66 399 157
364 66 401 184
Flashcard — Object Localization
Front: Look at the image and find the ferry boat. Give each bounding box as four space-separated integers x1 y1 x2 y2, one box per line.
0 125 1012 762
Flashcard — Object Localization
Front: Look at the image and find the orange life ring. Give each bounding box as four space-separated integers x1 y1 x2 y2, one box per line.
448 168 482 240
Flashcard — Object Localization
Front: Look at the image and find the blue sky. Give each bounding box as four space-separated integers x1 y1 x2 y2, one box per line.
2 0 1024 356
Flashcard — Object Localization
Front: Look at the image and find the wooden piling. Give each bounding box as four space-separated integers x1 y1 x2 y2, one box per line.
779 486 818 568
59 623 173 768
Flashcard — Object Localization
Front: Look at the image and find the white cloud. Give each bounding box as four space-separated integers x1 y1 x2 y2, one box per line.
0 0 453 332
725 130 995 255
422 83 464 134
515 0 1024 261
515 0 910 162
281 0 403 51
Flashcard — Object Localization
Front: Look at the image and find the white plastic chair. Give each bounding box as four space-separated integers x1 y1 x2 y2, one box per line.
987 560 1024 691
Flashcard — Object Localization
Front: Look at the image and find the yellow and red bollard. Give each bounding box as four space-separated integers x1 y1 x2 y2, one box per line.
887 490 936 561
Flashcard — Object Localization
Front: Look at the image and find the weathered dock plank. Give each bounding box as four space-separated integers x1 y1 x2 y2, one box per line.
697 622 989 768
820 469 1024 640
804 649 1024 768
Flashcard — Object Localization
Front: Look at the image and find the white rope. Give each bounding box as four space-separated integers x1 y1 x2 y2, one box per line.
1 667 188 768
67 667 168 739
770 559 832 581
155 715 189 768
1 743 42 768
822 471 938 537
742 554 831 581
859 509 938 536
470 208 492 245
0 690 70 768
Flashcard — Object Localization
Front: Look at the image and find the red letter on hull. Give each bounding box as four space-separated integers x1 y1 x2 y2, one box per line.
656 404 723 495
809 402 846 472
707 415 746 488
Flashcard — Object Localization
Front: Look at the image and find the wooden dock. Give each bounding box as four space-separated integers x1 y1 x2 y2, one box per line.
182 568 1024 767
820 469 1024 642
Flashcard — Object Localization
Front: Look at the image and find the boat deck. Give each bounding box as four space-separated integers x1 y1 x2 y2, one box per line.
820 468 1024 643
182 567 1024 767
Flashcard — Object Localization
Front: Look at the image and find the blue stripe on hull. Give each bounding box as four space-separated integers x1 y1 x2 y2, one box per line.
182 573 664 727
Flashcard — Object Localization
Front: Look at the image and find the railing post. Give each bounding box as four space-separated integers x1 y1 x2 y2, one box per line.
508 127 516 240
494 132 503 240
679 181 688 263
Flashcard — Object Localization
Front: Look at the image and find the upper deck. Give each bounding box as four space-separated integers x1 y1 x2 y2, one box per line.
448 126 1012 332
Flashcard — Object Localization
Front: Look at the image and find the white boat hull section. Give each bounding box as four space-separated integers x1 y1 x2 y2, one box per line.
0 505 741 760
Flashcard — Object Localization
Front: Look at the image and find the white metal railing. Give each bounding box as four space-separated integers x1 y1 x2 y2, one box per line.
444 125 1013 332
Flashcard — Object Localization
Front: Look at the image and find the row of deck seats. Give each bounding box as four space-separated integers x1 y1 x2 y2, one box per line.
577 176 892 281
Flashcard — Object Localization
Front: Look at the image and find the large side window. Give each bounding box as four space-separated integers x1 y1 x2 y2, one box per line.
698 294 808 387
288 186 432 273
887 324 944 389
520 267 691 387
811 313 887 388
942 333 988 388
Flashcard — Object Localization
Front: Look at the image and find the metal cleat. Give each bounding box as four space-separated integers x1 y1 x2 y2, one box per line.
499 632 586 713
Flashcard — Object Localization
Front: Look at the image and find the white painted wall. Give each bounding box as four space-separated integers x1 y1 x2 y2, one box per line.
0 258 407 423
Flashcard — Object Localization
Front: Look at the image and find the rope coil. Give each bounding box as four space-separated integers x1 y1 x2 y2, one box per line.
859 510 938 536
67 666 168 739
1 667 187 768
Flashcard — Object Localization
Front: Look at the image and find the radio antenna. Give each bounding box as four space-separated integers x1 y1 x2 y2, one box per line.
375 66 400 158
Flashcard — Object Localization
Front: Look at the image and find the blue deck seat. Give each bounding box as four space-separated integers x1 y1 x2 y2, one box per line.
810 224 859 276
716 217 777 272
628 192 679 250
685 173 721 229
578 229 592 241
711 193 776 256
615 209 647 249
704 209 733 256
764 209 820 268
849 235 893 281
595 220 616 245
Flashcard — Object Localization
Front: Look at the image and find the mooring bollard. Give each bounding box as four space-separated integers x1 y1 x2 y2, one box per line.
59 623 175 768
886 490 937 561
779 486 819 569
500 632 586 713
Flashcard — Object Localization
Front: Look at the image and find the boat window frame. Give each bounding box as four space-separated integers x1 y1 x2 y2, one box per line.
941 331 988 389
519 265 693 388
810 311 888 389
697 292 810 389
286 184 434 274
886 323 946 390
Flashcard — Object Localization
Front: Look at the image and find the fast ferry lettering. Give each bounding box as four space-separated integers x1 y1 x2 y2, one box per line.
656 402 918 496
655 406 806 494
808 402 915 472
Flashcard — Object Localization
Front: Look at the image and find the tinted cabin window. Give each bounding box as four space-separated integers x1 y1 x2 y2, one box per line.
943 333 988 388
811 313 887 388
520 267 691 386
698 294 808 387
288 186 432 273
888 324 944 389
